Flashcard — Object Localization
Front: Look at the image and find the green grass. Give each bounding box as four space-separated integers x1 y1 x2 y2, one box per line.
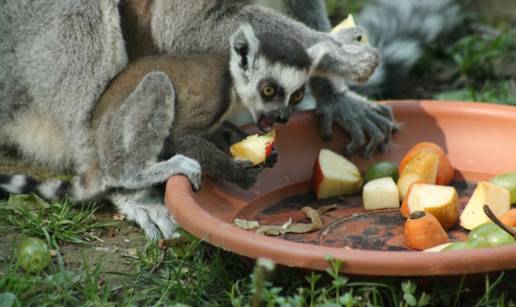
0 198 515 306
0 194 116 247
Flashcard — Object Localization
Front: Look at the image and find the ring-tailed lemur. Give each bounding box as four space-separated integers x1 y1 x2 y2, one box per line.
0 0 459 238
0 24 348 239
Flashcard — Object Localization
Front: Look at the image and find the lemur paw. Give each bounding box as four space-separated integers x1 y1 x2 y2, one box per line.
116 200 178 240
169 155 202 191
316 92 399 159
233 161 262 189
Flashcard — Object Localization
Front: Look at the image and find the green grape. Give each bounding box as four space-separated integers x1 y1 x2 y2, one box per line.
365 161 399 183
491 173 516 204
468 237 492 249
468 223 500 240
16 237 51 273
443 241 473 251
486 229 516 247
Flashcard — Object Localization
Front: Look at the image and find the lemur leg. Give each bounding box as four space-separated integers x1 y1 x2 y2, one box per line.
96 71 202 192
311 77 399 158
108 188 177 240
170 134 262 190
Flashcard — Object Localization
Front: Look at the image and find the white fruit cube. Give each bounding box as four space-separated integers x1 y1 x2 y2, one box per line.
460 181 511 230
362 177 400 210
313 149 362 199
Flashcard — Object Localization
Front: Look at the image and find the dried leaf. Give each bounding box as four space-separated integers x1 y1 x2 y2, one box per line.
317 204 337 215
281 218 292 229
255 205 337 236
112 213 126 221
234 218 260 230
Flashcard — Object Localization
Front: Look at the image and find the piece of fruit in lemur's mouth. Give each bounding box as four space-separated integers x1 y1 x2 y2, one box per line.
230 130 276 166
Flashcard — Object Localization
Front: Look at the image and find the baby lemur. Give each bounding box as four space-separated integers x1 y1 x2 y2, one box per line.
0 24 335 239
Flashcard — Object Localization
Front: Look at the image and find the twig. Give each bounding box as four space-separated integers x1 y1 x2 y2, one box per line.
483 205 516 239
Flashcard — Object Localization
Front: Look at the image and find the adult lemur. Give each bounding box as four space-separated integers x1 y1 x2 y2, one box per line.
0 0 459 238
0 22 370 238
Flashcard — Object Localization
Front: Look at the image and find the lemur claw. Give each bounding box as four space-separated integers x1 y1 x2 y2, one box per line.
317 92 399 159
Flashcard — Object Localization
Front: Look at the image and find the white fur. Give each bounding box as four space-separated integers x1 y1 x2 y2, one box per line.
0 175 27 193
36 179 64 200
4 111 73 171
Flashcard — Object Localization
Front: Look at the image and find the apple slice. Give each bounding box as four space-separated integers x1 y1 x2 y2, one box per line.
362 177 400 210
313 149 363 199
331 14 356 34
406 183 459 230
460 181 510 230
230 130 275 165
397 150 439 200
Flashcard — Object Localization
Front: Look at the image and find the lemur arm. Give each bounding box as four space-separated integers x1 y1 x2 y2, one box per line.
169 134 262 190
149 0 377 84
267 0 399 157
279 0 331 32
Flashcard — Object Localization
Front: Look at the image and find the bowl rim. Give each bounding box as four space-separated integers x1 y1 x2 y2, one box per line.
165 100 516 276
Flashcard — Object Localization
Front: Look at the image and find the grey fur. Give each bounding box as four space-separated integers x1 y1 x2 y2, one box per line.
4 0 455 238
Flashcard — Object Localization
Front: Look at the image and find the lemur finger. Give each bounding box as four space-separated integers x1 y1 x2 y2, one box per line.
172 155 202 191
146 204 177 239
318 110 334 142
374 104 400 133
368 110 398 136
336 117 366 156
264 150 278 168
362 118 388 159
131 207 162 240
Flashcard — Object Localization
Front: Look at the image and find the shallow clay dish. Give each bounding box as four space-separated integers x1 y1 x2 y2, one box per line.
165 100 516 276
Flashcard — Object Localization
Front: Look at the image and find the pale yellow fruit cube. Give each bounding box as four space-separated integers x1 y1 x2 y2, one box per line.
362 177 400 210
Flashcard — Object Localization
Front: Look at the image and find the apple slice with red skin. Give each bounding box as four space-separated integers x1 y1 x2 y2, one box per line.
230 130 276 166
313 149 363 199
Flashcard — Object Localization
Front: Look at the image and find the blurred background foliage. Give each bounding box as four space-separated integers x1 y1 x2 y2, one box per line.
326 0 516 105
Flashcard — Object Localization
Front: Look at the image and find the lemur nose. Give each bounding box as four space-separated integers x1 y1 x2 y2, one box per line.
276 113 289 123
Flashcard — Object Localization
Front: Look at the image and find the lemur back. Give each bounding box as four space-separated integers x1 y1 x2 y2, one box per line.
94 55 233 137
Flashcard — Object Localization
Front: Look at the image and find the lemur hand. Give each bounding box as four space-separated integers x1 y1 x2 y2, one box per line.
233 160 264 189
311 78 399 158
314 27 380 83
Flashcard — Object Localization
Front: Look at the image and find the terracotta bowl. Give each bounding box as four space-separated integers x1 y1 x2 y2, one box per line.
165 100 516 276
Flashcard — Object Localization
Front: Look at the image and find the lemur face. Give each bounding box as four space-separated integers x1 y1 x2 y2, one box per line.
229 25 316 131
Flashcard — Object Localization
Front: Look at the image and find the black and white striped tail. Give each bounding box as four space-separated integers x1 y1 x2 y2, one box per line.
0 174 71 201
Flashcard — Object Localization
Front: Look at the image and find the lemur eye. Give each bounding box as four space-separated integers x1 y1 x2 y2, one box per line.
261 84 276 97
290 89 305 105
356 35 362 42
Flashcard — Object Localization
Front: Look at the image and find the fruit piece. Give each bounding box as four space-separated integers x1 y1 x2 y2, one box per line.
312 149 363 199
397 150 440 200
331 14 356 33
460 181 510 230
468 237 492 249
443 241 473 251
491 173 516 204
486 228 516 247
500 209 516 227
405 183 459 230
362 177 400 210
230 130 275 165
403 211 449 250
468 222 501 241
399 142 454 185
365 161 399 183
423 242 453 252
16 237 51 273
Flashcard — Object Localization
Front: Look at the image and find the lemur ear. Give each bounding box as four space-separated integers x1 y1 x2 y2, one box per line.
306 42 331 75
230 24 260 71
